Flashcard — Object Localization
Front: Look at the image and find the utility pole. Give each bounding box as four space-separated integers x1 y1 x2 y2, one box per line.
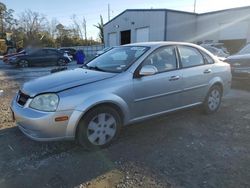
194 0 197 13
108 4 110 21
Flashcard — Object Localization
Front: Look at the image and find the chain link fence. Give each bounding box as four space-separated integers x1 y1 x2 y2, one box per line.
73 44 104 58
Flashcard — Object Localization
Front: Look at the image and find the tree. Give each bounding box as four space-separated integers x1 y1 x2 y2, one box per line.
0 3 17 35
94 15 104 43
18 9 48 40
0 2 6 35
71 14 87 41
71 14 83 39
47 18 59 39
82 17 87 42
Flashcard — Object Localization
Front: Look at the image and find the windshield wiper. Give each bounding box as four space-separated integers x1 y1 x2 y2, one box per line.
82 64 107 72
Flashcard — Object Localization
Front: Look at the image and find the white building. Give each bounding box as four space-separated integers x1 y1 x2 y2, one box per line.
104 6 250 53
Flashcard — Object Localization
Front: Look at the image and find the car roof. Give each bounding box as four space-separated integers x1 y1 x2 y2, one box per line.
124 41 200 48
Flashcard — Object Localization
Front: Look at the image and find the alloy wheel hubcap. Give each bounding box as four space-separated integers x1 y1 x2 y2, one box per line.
87 113 117 145
20 60 28 67
208 89 221 111
59 59 65 65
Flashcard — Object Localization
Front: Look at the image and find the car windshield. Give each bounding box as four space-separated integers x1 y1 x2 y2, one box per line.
238 43 250 55
86 46 149 73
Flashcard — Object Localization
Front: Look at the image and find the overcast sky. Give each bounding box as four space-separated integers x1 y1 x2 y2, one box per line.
2 0 250 40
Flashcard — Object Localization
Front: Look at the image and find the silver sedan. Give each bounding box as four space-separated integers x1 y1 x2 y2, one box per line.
11 42 232 149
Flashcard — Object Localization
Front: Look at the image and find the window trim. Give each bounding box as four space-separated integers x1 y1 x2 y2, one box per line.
134 45 180 78
177 45 206 69
200 50 215 65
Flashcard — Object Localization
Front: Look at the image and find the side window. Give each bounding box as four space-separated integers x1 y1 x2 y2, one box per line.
178 46 204 68
47 50 57 55
143 46 177 73
202 52 214 64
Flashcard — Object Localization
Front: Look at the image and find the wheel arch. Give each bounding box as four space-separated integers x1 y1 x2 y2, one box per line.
68 94 130 138
74 101 125 139
209 78 224 93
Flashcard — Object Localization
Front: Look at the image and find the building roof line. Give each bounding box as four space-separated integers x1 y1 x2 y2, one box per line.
199 5 250 15
104 6 250 26
104 9 197 26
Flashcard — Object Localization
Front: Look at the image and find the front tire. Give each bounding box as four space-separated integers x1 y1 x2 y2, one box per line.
203 85 222 114
77 106 122 149
57 58 67 66
18 59 29 68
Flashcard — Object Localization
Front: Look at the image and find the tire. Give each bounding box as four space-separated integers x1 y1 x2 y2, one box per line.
57 58 67 66
203 85 222 114
77 106 122 150
18 59 29 68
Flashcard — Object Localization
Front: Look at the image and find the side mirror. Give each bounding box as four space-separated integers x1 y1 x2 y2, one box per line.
139 65 158 76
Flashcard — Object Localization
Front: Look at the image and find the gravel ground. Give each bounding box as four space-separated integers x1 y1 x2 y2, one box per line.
0 61 250 188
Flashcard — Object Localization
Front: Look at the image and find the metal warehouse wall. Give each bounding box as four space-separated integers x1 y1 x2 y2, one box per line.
196 7 250 43
166 12 197 42
104 10 165 46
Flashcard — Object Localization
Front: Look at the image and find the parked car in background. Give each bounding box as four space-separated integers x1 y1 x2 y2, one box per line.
58 47 76 60
11 42 231 149
225 43 250 80
200 44 229 60
8 48 70 67
3 49 27 63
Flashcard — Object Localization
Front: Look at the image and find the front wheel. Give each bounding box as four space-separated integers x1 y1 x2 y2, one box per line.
77 106 122 149
203 85 222 114
18 59 29 68
57 58 67 66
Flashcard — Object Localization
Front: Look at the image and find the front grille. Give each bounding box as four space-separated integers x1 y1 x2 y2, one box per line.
17 91 30 106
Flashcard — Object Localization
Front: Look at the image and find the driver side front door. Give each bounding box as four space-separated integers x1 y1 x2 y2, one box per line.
132 46 184 120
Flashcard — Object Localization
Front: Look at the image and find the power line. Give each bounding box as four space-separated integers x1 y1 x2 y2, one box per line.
108 4 110 21
194 0 197 13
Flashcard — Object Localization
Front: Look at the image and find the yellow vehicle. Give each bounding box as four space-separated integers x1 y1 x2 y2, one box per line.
0 32 23 55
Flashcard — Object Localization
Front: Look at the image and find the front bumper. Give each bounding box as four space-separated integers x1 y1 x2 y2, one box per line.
11 96 82 141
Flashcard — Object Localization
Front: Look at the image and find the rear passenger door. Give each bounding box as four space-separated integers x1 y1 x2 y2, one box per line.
46 49 58 65
177 45 214 105
28 49 45 66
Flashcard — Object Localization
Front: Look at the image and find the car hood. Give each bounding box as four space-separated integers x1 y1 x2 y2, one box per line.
226 53 250 62
21 68 117 97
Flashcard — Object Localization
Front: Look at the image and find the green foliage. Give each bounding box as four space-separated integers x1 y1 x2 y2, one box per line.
0 3 101 47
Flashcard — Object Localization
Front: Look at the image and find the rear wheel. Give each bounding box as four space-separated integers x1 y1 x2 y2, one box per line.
57 58 67 66
77 106 122 149
203 85 222 114
18 59 29 68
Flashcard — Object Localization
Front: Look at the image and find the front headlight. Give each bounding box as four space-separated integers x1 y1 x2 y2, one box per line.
29 93 59 112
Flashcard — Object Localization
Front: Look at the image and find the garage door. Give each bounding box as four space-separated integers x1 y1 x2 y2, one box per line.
136 27 149 43
219 21 248 40
108 33 117 47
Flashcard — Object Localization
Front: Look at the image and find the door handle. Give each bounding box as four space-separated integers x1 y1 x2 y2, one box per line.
169 75 180 81
203 69 212 74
